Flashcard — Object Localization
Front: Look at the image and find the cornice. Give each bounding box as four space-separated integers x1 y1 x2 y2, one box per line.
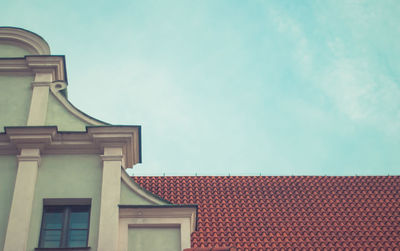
0 56 66 82
88 126 141 167
0 126 141 168
0 27 50 55
25 56 65 81
5 126 57 150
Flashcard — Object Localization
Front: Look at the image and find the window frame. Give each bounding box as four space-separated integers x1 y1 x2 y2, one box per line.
38 204 91 249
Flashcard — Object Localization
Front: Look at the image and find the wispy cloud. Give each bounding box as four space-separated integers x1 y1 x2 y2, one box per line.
268 1 400 138
319 59 400 127
268 6 314 74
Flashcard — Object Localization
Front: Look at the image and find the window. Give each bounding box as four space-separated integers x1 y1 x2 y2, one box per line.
39 205 90 248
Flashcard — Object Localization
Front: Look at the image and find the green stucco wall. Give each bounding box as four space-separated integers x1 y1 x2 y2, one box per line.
0 43 31 57
128 227 181 251
46 93 90 131
0 75 33 131
27 155 102 251
120 181 158 205
0 155 17 250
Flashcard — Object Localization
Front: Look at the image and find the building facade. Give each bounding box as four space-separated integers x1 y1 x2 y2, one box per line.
0 27 196 251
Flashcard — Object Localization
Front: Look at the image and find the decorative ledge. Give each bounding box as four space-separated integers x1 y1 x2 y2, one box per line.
0 126 141 168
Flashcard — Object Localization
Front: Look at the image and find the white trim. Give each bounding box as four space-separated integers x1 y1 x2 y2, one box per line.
0 27 50 55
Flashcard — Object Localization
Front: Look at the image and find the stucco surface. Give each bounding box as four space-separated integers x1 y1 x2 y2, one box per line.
46 93 90 131
0 43 31 57
0 156 17 250
27 155 102 251
0 75 33 131
128 227 181 251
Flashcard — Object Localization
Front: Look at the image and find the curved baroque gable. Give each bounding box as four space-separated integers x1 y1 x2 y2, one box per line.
0 27 50 56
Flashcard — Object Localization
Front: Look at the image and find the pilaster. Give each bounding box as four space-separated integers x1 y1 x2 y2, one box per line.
97 147 123 251
3 148 41 251
27 73 53 126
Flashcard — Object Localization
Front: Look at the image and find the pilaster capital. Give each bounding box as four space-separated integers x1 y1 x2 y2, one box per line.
101 146 123 162
100 154 123 162
17 148 41 165
31 81 51 88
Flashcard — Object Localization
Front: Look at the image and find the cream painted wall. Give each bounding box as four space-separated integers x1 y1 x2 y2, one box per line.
0 43 31 57
45 93 91 131
128 227 181 251
0 75 33 131
26 155 102 251
0 156 17 250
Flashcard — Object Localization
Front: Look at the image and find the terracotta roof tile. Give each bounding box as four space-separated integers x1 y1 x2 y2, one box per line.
133 176 400 250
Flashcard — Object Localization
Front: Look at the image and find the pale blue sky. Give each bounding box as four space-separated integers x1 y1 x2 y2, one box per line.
2 0 400 175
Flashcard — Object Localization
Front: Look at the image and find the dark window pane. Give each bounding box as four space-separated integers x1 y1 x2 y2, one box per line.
44 212 63 230
42 230 61 248
69 211 89 229
40 205 90 248
67 230 88 247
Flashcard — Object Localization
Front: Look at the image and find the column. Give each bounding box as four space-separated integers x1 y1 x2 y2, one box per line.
3 148 40 251
97 147 123 251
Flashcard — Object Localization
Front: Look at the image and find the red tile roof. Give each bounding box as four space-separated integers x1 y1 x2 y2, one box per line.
184 248 236 251
133 176 400 250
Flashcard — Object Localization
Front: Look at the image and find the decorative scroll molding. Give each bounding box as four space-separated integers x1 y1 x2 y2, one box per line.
49 81 108 126
120 169 170 205
0 27 50 55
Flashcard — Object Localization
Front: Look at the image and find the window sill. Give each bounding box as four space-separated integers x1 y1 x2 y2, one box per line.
35 247 90 251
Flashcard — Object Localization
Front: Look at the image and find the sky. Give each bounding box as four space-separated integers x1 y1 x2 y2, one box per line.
1 0 400 176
